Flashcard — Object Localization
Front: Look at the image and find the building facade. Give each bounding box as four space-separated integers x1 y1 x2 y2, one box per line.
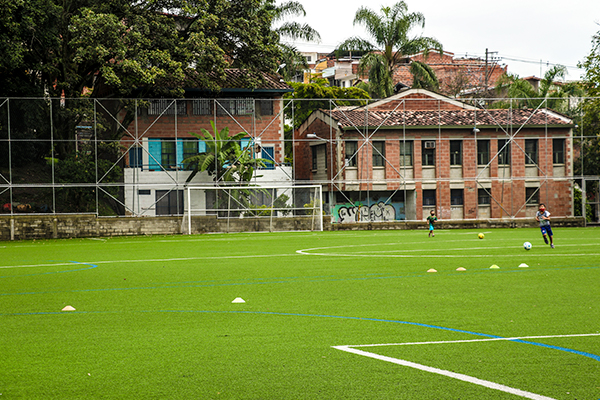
295 89 574 223
120 69 293 216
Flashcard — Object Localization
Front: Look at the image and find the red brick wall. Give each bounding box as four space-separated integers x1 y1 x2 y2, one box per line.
295 116 573 219
121 99 284 165
369 93 469 111
294 118 337 181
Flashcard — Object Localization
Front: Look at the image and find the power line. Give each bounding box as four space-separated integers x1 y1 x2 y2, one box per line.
499 56 582 71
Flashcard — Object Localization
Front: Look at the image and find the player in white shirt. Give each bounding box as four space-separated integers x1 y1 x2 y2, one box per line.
535 203 554 248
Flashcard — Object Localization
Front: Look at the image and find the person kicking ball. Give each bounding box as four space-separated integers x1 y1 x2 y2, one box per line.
535 203 554 248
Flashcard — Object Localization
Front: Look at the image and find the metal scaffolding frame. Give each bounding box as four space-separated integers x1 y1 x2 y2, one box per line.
1 96 599 223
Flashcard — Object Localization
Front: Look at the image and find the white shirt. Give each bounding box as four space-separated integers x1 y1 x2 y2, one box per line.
536 210 551 227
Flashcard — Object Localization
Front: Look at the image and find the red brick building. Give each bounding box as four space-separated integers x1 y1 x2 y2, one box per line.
393 51 507 97
119 69 293 216
295 89 574 223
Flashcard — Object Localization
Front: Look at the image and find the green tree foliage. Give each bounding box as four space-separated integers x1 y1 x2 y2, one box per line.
337 1 442 98
271 1 320 82
493 65 583 113
283 80 370 160
284 80 371 129
184 121 268 184
575 27 600 178
183 121 276 216
0 0 283 158
409 60 440 91
272 0 320 43
573 185 594 221
53 142 123 214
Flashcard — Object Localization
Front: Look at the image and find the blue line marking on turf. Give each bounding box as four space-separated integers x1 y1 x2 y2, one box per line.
3 308 599 363
0 261 98 279
508 339 600 362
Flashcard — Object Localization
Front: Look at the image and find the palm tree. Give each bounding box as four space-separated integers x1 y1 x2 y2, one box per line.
409 60 440 91
271 1 321 81
494 65 582 112
272 1 321 43
183 121 268 184
338 1 442 98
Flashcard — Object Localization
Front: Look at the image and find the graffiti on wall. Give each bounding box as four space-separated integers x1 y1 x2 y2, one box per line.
333 201 405 223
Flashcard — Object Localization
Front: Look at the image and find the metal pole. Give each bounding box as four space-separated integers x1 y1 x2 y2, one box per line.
269 188 275 232
319 185 323 231
94 99 99 215
187 187 192 234
50 100 56 213
7 99 13 216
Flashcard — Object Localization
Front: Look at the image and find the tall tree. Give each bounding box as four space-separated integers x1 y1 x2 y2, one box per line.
0 0 284 158
184 121 268 184
270 0 321 81
283 79 370 160
493 65 582 113
337 1 442 98
272 0 320 43
576 27 600 179
409 60 439 91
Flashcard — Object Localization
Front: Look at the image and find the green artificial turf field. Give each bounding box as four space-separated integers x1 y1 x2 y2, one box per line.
1 227 599 399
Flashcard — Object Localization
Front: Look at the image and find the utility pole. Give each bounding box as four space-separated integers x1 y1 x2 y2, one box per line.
484 49 500 90
485 48 489 88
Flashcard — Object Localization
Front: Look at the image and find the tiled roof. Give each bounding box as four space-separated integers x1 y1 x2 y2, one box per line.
216 69 292 91
183 68 292 92
324 108 572 129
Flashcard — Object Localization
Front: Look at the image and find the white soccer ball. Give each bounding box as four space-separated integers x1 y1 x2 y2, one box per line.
523 242 532 250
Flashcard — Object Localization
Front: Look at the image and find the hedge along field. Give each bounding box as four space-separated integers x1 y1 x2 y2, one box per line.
1 227 599 399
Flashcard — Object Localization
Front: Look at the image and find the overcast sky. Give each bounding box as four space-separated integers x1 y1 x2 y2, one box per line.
279 0 600 81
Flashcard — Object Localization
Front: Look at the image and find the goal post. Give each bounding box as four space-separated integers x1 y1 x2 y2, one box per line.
182 184 323 234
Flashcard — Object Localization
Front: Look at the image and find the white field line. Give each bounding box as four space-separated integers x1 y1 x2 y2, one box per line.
297 242 600 256
0 254 299 269
298 251 600 258
332 345 557 400
3 242 600 269
333 333 600 400
344 333 600 348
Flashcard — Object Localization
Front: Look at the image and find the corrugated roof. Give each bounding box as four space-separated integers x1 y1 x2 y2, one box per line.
324 108 573 129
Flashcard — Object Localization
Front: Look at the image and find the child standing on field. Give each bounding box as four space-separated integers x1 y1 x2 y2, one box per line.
427 210 437 237
535 203 554 248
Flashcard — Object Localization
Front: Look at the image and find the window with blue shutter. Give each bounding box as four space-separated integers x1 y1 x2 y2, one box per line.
198 140 206 153
148 139 162 171
176 139 184 169
261 146 275 170
240 138 252 156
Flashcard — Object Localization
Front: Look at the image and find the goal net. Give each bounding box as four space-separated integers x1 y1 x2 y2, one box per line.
182 185 323 234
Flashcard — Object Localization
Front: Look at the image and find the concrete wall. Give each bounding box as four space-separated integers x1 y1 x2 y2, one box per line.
0 214 584 241
0 214 326 241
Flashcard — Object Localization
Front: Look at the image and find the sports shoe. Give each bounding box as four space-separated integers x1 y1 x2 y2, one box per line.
551 244 554 249
544 236 549 244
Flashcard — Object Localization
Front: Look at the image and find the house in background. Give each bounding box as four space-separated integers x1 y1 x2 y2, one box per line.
120 69 293 216
294 88 574 223
306 49 507 97
393 50 507 97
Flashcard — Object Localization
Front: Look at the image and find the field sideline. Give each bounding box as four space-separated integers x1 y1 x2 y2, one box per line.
1 227 599 399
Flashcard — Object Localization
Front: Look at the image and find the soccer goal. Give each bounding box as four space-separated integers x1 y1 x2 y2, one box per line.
182 185 323 234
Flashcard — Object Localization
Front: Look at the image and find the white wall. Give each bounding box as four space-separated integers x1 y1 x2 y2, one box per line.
124 166 292 216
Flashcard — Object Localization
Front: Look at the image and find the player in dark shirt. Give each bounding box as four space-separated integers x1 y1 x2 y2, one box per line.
427 210 437 237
